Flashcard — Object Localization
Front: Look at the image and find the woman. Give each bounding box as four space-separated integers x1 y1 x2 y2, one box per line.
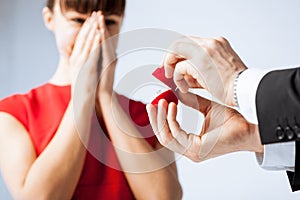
0 0 182 199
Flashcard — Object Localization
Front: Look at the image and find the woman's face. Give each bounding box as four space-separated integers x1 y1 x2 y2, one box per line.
46 3 123 58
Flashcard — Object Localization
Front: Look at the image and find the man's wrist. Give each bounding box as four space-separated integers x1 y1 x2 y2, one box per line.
249 124 264 153
233 70 246 107
235 68 270 124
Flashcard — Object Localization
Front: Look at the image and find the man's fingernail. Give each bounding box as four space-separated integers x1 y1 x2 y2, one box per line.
146 104 150 112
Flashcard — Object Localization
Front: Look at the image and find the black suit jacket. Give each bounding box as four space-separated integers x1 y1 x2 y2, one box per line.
256 67 300 191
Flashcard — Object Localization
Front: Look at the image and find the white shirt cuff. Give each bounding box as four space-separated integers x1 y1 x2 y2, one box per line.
255 142 295 171
236 68 270 124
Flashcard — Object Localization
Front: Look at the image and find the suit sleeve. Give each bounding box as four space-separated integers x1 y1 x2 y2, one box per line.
255 67 300 191
256 67 300 144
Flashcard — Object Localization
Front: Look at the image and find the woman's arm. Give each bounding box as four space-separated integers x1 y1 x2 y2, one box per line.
98 93 182 200
96 13 182 199
0 98 92 200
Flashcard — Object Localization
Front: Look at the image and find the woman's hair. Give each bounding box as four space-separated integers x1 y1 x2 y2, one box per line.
47 0 126 15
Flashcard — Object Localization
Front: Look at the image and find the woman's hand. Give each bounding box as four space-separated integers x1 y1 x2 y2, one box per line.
67 12 102 97
147 91 264 162
97 15 118 97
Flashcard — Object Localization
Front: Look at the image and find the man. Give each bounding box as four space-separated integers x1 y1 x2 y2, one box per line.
146 36 300 191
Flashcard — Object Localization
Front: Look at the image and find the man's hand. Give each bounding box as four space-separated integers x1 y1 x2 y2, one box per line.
163 37 247 106
146 91 263 162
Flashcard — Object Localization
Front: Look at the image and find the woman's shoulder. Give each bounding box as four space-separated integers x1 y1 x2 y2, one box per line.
0 86 37 130
0 83 51 110
0 82 70 105
0 90 33 130
0 83 70 129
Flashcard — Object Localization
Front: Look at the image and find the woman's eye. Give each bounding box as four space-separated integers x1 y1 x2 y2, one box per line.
72 18 86 24
105 19 116 26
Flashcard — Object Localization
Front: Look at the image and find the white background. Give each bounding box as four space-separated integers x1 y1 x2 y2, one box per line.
1 0 300 199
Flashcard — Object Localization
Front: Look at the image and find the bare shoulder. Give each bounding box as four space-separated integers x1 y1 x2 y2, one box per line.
0 111 36 168
0 111 35 152
0 112 27 136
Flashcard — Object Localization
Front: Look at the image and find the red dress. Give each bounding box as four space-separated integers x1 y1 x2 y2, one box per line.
0 83 157 199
